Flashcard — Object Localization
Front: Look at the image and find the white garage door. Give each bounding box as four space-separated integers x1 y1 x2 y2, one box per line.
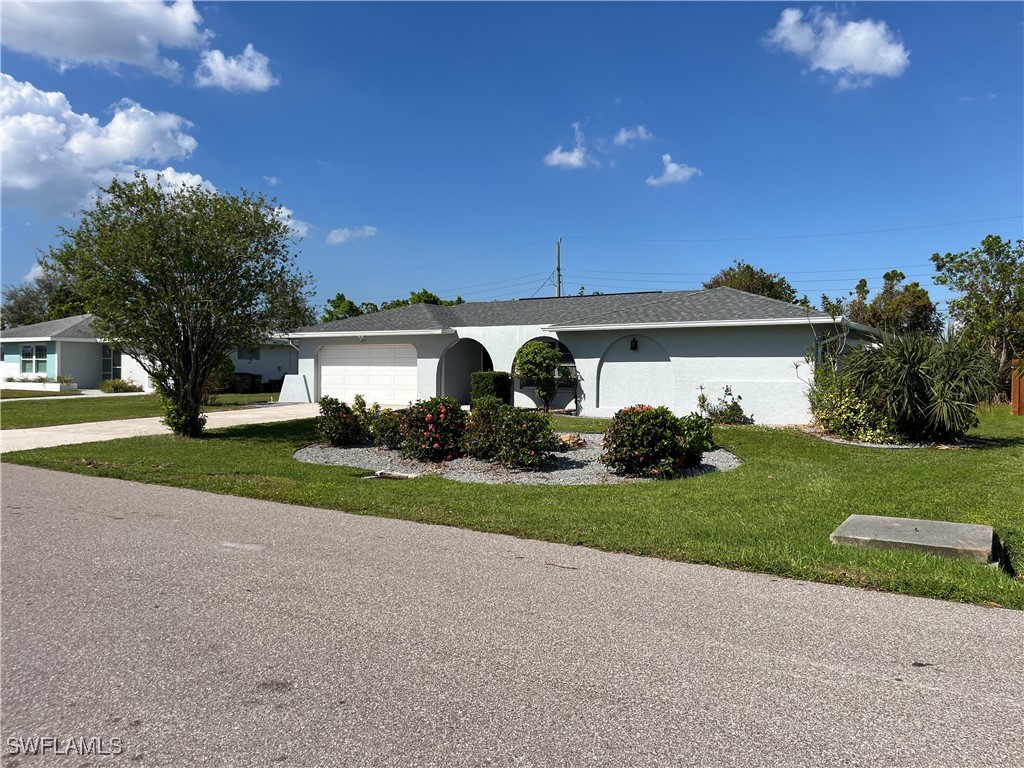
319 344 418 406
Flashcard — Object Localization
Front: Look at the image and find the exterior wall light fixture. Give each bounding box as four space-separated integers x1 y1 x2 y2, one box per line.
629 337 638 351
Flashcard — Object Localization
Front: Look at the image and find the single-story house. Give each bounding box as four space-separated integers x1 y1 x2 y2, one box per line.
283 287 879 424
1 314 298 392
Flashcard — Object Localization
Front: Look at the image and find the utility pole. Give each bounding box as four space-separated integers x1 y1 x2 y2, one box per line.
556 237 562 297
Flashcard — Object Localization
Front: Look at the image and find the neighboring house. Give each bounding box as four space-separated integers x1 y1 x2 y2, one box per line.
283 287 880 424
0 315 298 391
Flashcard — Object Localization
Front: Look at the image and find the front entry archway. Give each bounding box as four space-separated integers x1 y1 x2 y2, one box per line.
440 338 493 404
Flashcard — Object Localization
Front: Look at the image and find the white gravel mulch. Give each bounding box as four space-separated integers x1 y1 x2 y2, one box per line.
294 433 743 486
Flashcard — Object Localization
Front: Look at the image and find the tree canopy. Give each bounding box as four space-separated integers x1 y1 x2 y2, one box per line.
320 288 463 322
932 235 1024 391
45 173 314 436
1 264 85 329
822 270 942 337
703 260 798 303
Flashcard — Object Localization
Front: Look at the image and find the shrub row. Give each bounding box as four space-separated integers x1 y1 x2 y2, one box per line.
318 396 717 479
316 394 563 470
99 378 143 393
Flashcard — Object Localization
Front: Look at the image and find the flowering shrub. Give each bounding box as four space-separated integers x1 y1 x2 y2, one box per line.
493 408 563 470
601 405 712 479
462 396 505 460
401 396 466 462
808 378 902 444
352 394 382 437
316 396 364 447
697 385 750 425
370 409 405 450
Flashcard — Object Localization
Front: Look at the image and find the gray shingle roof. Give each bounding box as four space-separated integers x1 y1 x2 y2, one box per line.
296 288 831 334
0 314 98 340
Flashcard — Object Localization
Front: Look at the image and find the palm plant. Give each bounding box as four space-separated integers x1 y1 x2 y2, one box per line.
844 333 996 441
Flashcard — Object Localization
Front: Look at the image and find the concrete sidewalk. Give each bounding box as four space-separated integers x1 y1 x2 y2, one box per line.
0 402 319 453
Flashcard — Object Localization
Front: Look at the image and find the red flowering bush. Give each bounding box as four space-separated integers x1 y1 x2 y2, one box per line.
400 396 465 462
601 405 712 479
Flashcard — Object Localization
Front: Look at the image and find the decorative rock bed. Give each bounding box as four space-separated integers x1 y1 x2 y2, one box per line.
294 433 742 486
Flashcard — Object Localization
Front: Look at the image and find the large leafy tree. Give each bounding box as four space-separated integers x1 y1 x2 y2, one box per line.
703 259 798 303
932 235 1024 392
1 264 85 329
45 173 314 437
822 270 942 337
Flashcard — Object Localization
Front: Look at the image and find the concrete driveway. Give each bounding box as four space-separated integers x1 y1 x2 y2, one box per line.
2 464 1021 767
0 402 319 453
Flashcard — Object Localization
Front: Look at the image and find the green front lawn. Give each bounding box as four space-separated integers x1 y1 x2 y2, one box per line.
4 406 1021 608
0 392 279 429
0 389 83 399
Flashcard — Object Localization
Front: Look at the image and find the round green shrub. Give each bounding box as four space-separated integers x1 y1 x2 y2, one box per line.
370 409 404 450
492 407 562 470
601 405 712 479
401 396 466 462
316 396 364 447
462 396 505 460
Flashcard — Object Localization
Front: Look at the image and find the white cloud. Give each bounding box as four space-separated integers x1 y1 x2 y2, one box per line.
0 0 211 78
326 226 378 245
543 123 596 169
0 73 207 216
275 207 310 239
765 8 910 90
23 263 44 282
195 44 279 92
264 176 281 186
646 154 702 187
613 125 654 146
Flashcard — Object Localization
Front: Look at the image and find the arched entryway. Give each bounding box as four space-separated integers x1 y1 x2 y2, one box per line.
512 336 580 411
440 338 493 404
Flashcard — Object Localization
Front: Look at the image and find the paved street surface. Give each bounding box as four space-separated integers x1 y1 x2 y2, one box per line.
0 403 319 453
2 464 1021 767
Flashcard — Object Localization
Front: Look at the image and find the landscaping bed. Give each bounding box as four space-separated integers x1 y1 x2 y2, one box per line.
295 433 742 485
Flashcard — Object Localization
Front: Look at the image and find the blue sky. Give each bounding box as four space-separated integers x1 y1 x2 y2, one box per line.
2 2 1022 316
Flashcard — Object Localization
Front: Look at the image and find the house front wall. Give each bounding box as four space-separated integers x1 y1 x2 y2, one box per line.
1 341 57 382
230 344 299 385
56 340 102 388
557 324 816 424
293 323 817 423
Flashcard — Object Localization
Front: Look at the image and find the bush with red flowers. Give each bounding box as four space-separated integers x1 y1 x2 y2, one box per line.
601 404 712 479
400 396 466 462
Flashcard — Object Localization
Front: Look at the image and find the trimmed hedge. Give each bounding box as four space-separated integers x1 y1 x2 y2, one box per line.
470 371 511 405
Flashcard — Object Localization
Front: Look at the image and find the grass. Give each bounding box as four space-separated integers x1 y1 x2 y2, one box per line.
4 405 1021 607
0 389 83 399
0 392 279 429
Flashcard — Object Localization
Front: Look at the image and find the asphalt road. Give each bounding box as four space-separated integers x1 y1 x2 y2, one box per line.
2 463 1021 767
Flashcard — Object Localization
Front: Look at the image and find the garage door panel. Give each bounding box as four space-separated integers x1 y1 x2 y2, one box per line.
319 344 417 405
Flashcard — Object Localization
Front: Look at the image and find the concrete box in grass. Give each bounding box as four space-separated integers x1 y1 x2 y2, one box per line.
830 515 995 564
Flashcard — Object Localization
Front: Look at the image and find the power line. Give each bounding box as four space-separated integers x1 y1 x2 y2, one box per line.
574 263 935 277
319 236 556 282
563 215 1022 244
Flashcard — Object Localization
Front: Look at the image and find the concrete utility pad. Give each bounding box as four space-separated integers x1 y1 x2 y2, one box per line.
830 514 995 563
